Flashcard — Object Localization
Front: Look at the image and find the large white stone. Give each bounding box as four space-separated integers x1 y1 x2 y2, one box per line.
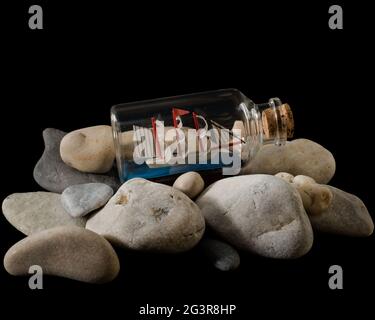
196 174 313 259
86 178 205 253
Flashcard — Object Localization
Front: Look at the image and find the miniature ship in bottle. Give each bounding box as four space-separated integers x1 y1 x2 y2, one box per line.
111 89 294 182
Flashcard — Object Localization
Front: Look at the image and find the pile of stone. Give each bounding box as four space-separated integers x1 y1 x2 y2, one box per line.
2 126 373 283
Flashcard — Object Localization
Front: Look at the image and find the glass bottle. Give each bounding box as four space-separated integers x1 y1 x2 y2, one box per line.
111 88 293 183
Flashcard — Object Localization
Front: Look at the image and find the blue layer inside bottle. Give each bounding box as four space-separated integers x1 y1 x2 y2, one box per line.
122 160 226 181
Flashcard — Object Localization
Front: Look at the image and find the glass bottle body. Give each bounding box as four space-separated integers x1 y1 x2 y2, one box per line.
111 89 292 182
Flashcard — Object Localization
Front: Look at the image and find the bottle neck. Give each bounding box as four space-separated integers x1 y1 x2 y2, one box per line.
241 97 293 162
255 98 293 146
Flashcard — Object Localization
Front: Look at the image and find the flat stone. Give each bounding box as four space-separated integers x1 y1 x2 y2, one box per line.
199 238 240 271
3 226 120 284
61 183 113 217
60 125 115 173
196 174 313 259
33 128 120 193
242 139 336 184
86 178 205 253
309 186 374 236
2 192 87 235
173 171 205 199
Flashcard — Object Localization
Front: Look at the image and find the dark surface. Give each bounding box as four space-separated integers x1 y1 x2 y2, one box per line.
1 1 373 318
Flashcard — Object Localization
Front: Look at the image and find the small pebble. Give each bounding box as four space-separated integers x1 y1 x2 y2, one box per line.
199 238 240 271
173 171 205 199
275 172 294 183
61 183 113 217
276 173 333 216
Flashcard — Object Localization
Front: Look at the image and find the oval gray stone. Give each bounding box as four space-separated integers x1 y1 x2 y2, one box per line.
33 128 120 193
242 139 336 184
309 186 374 237
86 178 205 253
60 125 115 174
61 183 114 217
196 174 313 259
3 226 120 283
2 192 87 235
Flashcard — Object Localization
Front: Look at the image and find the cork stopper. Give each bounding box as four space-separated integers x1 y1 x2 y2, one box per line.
262 103 294 140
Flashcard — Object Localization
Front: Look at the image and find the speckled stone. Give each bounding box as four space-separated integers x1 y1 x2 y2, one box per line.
86 178 205 253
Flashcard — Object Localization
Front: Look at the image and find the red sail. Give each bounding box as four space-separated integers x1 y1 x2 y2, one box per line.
172 107 190 128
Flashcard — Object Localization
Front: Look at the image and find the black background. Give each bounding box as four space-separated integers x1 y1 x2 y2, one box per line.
1 1 373 318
